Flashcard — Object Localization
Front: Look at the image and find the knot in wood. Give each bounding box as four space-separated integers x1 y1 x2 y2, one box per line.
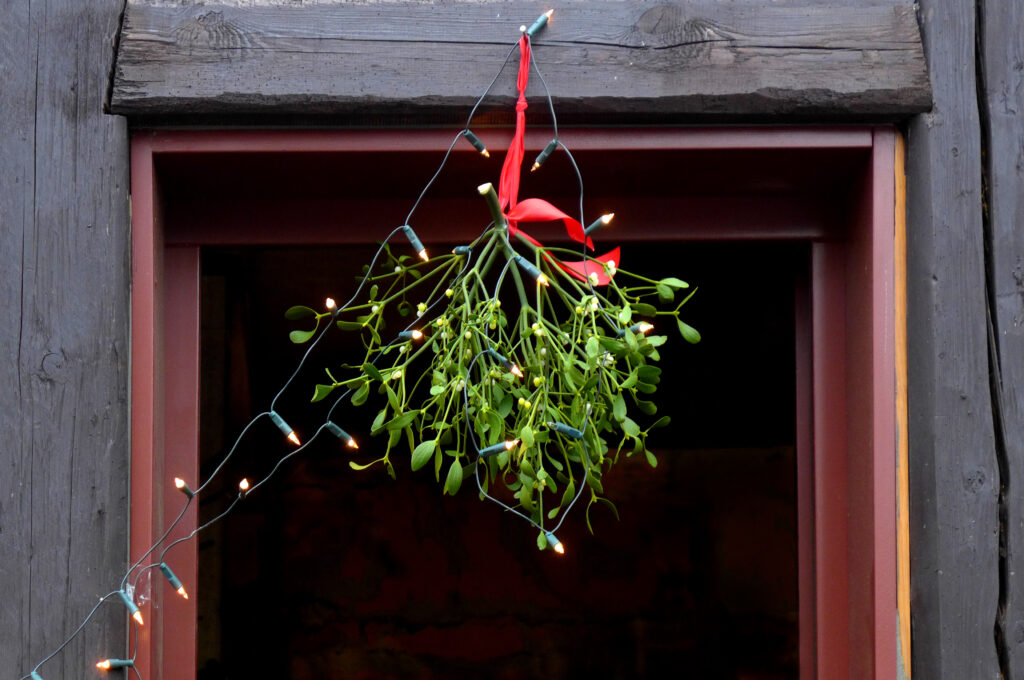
172 9 250 55
633 5 714 63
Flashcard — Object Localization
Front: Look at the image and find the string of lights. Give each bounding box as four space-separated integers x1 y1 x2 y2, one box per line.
20 10 698 677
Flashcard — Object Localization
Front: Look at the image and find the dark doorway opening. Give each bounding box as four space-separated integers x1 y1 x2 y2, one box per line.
196 240 801 680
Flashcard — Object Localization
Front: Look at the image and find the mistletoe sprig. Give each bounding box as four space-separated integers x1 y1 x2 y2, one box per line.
288 184 700 544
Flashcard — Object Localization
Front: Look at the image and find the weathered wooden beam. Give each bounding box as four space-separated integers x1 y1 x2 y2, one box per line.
111 0 930 121
979 0 1024 675
1 0 131 675
906 0 1001 677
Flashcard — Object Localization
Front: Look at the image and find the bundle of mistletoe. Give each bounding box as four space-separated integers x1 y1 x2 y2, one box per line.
286 24 700 551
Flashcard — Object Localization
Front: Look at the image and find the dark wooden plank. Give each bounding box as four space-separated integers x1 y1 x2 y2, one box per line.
0 0 131 676
979 0 1024 675
111 0 930 121
906 0 1001 677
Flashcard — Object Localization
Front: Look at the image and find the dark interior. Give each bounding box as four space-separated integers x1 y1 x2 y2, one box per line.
195 240 802 680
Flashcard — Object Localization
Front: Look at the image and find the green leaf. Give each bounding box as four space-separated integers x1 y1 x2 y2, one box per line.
336 320 365 331
351 381 370 406
537 531 548 551
677 319 702 344
651 416 672 429
621 417 640 438
443 459 463 494
645 449 659 468
585 336 600 358
596 497 621 521
636 400 657 415
497 394 514 418
633 302 658 317
520 425 535 449
429 385 444 396
289 328 316 344
369 284 379 299
636 382 657 395
620 369 638 390
361 363 382 382
598 336 627 354
371 409 387 432
646 335 668 347
660 277 689 289
349 460 377 471
618 304 632 324
411 440 437 471
311 384 334 403
385 384 401 411
561 480 576 507
656 283 674 303
285 305 317 320
612 393 627 422
386 410 419 431
637 365 662 383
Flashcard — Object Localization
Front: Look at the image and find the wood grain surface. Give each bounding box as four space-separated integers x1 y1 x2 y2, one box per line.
110 0 930 121
0 0 131 676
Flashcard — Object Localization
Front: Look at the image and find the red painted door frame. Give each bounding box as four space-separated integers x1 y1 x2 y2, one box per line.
129 127 897 679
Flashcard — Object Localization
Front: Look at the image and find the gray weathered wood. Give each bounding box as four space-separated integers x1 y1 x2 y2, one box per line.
906 0 1002 677
110 0 930 121
0 0 131 676
980 0 1024 674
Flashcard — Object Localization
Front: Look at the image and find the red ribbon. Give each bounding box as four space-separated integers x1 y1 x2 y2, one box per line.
494 35 615 285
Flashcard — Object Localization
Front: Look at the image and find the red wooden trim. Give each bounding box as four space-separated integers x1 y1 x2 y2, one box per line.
140 127 873 155
130 126 899 679
162 247 201 680
812 241 850 679
869 127 898 680
129 135 158 680
795 271 817 679
164 196 830 246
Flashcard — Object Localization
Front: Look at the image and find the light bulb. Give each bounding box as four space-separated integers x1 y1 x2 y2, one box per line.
96 659 134 671
585 213 615 236
530 139 558 172
96 661 110 670
401 225 429 262
544 530 565 554
326 421 358 449
462 130 490 157
173 477 194 498
269 411 300 446
30 672 43 680
479 439 520 458
160 562 189 599
398 329 424 341
452 245 472 256
238 478 250 492
617 322 655 338
546 421 584 439
325 297 336 311
118 590 142 626
485 349 522 379
526 9 554 37
513 254 547 286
